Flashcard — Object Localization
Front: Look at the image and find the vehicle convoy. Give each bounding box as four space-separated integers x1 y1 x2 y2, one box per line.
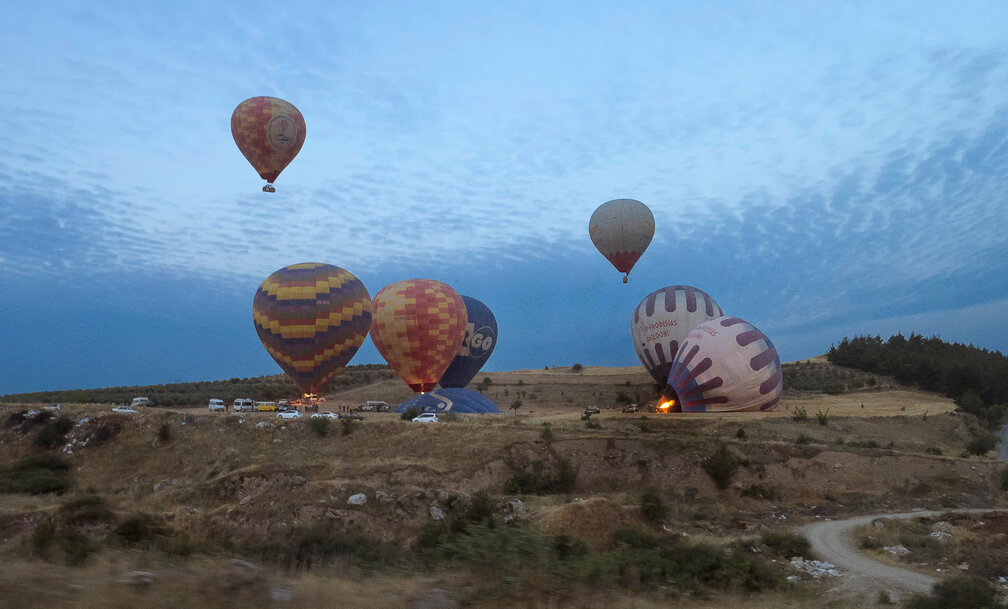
131 397 152 407
233 398 255 412
208 399 226 411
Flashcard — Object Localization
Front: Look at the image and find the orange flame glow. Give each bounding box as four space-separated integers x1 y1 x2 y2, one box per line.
658 401 674 413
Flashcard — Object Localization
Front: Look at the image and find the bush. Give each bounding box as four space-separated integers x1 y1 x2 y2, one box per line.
966 433 997 456
815 409 830 425
59 493 114 525
0 454 71 495
640 488 668 523
570 363 583 373
795 434 813 445
791 406 808 422
904 575 1004 609
757 530 810 559
736 428 746 440
540 422 554 441
702 444 742 490
504 458 577 495
307 416 330 437
157 422 173 443
340 417 358 436
401 407 421 421
113 513 167 547
34 416 74 449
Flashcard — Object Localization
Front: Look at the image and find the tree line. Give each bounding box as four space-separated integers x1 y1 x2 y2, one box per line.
828 333 1007 427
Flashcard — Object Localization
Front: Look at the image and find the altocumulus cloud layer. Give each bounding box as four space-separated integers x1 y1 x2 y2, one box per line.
1 3 1007 393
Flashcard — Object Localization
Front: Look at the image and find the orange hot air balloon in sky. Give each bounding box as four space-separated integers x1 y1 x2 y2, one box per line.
231 96 306 192
370 279 467 393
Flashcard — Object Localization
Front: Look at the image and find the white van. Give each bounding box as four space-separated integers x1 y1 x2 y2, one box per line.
233 398 255 412
208 399 226 411
131 397 152 407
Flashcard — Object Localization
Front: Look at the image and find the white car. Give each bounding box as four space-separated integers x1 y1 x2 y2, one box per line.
208 399 226 411
311 411 340 420
276 410 303 420
412 412 438 423
112 406 138 414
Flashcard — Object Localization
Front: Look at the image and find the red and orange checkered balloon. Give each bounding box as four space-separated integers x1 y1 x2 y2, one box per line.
370 279 467 393
231 96 306 191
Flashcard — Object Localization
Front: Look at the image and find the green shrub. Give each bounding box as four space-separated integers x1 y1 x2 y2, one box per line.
0 454 71 495
308 416 330 437
795 434 813 445
904 575 1003 609
791 406 808 422
966 433 996 456
702 444 742 490
757 530 810 559
30 518 95 565
735 428 746 440
113 513 167 547
59 493 114 525
340 417 358 436
401 407 421 421
815 409 830 425
34 416 74 449
640 488 668 523
925 446 942 455
540 422 554 441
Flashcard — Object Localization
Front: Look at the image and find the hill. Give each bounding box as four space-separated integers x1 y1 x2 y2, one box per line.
0 358 1005 609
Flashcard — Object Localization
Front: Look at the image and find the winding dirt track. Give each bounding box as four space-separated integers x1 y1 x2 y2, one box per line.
799 509 1007 596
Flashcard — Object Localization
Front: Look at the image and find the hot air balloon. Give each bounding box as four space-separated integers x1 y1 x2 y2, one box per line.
632 285 724 385
252 263 371 397
231 96 306 192
370 279 467 393
439 295 497 388
659 316 782 413
589 198 655 283
395 387 500 414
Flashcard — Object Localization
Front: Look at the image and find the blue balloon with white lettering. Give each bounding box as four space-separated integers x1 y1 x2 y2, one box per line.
438 295 497 388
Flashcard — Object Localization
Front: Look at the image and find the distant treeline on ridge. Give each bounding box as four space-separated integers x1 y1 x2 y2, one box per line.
828 333 1007 427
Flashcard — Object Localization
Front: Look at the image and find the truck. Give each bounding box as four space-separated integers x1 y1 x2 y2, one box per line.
361 400 390 412
131 397 152 407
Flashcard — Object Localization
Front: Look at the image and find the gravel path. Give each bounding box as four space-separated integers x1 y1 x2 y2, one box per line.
798 508 1007 600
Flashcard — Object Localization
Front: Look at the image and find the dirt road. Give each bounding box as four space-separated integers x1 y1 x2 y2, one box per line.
798 509 1006 601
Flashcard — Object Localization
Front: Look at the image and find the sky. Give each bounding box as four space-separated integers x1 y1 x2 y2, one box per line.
2 1 1007 394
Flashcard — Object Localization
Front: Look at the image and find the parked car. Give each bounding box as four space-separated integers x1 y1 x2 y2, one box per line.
412 412 439 423
584 405 601 415
362 400 389 412
208 399 226 411
233 398 255 412
112 406 138 414
131 397 152 407
277 410 303 420
311 411 340 420
622 404 639 413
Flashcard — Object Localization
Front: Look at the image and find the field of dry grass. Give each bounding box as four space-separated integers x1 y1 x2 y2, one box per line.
1 359 1005 608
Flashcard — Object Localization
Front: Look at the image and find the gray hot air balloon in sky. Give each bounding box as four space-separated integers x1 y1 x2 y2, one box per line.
589 198 655 283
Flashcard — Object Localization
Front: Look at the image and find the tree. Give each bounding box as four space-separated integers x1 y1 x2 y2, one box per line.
510 399 522 416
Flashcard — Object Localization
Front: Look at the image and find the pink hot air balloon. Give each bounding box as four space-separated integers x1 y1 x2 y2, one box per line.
589 198 655 283
659 316 782 413
632 286 724 385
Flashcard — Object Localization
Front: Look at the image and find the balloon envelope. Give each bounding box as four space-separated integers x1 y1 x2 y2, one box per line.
589 199 655 281
395 387 500 414
632 285 724 385
231 96 306 188
252 263 372 395
439 295 497 388
663 316 782 413
370 279 467 393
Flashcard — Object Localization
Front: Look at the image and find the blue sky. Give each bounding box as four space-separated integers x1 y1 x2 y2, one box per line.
2 2 1007 394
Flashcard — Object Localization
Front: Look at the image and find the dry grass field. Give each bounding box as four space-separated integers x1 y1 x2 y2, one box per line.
1 358 1004 608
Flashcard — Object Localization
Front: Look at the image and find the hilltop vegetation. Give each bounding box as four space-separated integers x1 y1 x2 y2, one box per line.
0 364 395 407
828 333 1008 427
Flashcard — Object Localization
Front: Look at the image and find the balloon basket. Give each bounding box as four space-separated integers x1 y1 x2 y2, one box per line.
263 184 276 193
623 275 628 284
